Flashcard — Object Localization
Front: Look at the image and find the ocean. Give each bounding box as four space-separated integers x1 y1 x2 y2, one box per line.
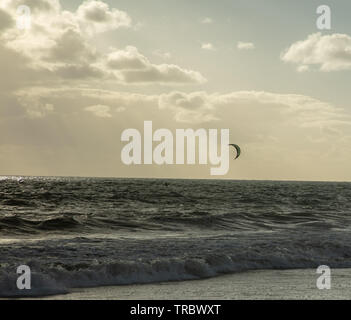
1 176 351 297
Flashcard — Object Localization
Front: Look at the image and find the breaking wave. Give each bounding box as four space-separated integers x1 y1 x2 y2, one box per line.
2 230 351 297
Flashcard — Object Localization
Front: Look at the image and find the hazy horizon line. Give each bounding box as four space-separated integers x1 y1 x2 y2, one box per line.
1 174 350 184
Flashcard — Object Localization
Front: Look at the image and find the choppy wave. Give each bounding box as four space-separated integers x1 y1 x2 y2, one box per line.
1 177 351 234
0 216 83 234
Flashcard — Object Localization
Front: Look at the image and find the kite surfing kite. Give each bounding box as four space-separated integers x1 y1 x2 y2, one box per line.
229 144 241 159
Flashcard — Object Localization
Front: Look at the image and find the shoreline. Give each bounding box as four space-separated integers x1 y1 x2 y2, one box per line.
10 268 351 300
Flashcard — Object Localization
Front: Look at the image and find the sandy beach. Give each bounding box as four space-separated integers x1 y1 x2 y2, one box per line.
29 268 351 300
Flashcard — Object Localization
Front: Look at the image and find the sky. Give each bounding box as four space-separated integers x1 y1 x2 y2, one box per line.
0 0 351 181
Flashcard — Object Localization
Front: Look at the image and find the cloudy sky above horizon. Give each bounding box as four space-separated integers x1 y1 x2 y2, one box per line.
1 0 351 181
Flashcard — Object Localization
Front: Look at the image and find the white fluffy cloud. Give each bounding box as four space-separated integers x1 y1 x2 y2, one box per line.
281 33 351 72
76 0 131 35
0 0 129 80
107 46 149 70
237 41 255 50
45 29 97 64
0 1 205 86
1 0 129 37
106 46 206 85
201 43 215 51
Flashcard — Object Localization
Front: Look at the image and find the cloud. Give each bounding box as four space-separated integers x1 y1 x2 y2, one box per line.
14 87 158 117
0 1 121 81
201 17 213 24
85 104 112 118
107 46 206 85
281 32 351 72
122 65 207 85
159 91 218 123
159 90 350 130
201 43 215 51
44 29 97 64
0 1 205 86
297 65 309 73
237 41 255 50
76 0 131 35
107 46 148 70
1 0 131 60
15 86 349 138
54 63 106 79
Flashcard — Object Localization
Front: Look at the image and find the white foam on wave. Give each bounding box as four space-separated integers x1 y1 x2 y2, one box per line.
2 230 351 297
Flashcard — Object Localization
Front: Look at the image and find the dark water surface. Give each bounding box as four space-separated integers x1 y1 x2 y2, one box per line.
1 176 350 296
